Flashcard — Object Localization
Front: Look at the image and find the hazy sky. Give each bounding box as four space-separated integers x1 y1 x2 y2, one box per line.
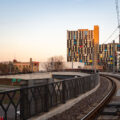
0 0 119 62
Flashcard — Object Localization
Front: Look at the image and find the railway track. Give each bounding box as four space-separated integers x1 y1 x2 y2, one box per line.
81 75 120 120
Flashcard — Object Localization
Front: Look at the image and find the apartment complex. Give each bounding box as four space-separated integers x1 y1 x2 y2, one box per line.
67 25 99 67
13 58 39 73
99 43 120 70
67 25 120 71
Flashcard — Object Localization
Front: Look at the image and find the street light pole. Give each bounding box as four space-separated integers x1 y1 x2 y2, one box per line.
9 63 12 74
113 40 115 73
72 40 73 69
92 39 96 73
92 44 94 73
94 46 97 73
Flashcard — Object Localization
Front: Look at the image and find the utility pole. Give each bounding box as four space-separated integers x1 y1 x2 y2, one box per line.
30 58 33 73
115 0 120 43
71 40 73 69
115 0 120 72
94 45 97 73
92 39 97 73
9 63 12 74
113 40 116 73
92 40 94 73
72 57 73 69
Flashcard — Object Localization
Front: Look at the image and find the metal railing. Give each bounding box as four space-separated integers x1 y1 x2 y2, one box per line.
0 74 99 120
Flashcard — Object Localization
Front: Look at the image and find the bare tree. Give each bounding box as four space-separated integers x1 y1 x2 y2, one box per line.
0 62 15 74
42 62 51 71
44 56 64 71
0 63 9 74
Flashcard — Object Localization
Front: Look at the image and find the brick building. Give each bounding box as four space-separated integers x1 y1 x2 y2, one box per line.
13 58 39 73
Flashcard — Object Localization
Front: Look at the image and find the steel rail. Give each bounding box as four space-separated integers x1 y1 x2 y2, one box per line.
81 75 116 120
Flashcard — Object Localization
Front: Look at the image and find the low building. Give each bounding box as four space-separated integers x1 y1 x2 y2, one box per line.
63 62 84 69
13 58 39 73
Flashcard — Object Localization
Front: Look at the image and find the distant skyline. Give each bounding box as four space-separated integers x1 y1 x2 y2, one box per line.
0 0 119 62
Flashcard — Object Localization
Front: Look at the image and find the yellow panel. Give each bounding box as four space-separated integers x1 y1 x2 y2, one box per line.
110 58 113 60
100 54 102 58
94 25 99 44
89 60 92 62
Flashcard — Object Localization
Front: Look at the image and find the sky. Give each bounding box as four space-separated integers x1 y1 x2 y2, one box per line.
0 0 119 62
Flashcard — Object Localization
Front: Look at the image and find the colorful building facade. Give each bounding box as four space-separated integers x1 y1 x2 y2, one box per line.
67 25 120 71
99 43 120 71
67 25 99 68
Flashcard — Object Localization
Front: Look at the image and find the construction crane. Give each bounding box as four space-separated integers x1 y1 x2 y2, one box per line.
115 0 120 43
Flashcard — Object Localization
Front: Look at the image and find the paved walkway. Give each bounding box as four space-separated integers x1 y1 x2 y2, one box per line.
0 72 90 80
0 85 19 91
52 72 90 77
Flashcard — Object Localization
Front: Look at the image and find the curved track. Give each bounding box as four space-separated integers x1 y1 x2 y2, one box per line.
81 75 118 120
96 75 120 120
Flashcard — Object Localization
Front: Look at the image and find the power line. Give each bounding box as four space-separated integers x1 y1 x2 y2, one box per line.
103 27 118 44
113 35 119 41
102 0 119 44
115 0 120 43
115 0 120 29
107 35 119 44
102 0 120 44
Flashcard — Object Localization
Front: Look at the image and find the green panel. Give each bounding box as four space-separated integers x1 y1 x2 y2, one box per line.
17 79 21 82
12 78 16 82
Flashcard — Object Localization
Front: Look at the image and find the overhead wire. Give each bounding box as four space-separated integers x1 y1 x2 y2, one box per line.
108 35 119 44
103 27 118 44
113 35 119 41
115 0 120 29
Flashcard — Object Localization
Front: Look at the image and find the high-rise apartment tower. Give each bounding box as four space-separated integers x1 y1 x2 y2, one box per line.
67 25 99 68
